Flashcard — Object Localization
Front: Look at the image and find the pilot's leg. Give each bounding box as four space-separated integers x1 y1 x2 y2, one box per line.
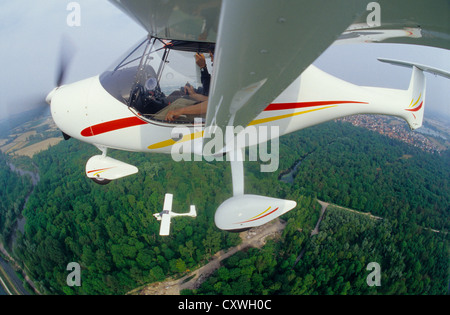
153 98 197 121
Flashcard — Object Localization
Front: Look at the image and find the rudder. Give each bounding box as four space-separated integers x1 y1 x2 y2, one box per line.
378 58 450 130
404 66 426 130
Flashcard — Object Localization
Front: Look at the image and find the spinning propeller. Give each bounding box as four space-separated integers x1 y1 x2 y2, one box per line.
46 35 76 105
56 35 76 88
45 36 76 140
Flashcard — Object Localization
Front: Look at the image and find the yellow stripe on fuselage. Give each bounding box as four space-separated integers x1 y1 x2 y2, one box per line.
147 106 336 150
248 105 337 126
148 130 204 150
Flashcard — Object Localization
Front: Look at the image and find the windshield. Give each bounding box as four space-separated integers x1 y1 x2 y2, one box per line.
100 37 214 123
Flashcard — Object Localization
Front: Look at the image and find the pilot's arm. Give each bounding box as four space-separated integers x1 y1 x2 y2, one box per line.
185 84 208 102
195 53 211 96
165 101 208 122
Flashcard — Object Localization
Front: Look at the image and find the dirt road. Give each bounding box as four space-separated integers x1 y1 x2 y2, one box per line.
311 200 329 236
133 219 286 295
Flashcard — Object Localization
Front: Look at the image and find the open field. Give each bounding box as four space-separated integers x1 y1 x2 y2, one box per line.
13 137 63 157
0 116 62 158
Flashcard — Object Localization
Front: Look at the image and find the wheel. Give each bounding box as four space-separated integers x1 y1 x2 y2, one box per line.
91 177 112 185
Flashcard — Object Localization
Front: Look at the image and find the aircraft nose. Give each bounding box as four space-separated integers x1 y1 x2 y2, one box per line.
46 87 58 105
49 77 94 140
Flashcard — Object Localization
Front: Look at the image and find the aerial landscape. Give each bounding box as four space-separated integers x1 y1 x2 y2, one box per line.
0 0 449 301
0 109 448 295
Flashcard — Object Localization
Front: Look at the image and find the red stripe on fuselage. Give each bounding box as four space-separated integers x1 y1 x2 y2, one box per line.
264 101 368 111
80 101 368 137
81 117 148 137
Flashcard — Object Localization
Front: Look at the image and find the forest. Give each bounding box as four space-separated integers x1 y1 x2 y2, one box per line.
0 152 32 246
1 120 448 294
283 121 449 231
189 204 448 295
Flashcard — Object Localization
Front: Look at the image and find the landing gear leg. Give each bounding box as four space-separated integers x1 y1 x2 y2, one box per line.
89 145 112 185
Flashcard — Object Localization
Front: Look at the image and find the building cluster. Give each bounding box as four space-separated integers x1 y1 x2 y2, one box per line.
338 115 445 154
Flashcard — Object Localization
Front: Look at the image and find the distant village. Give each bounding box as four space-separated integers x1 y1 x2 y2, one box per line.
338 115 447 154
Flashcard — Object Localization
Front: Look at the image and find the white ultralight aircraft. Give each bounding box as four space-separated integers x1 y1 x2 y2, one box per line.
153 194 196 236
45 0 450 235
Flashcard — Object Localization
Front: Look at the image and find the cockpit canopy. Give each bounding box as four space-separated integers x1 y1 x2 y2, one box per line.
100 37 214 123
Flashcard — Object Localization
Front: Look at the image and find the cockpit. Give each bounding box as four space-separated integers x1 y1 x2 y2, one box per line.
100 37 214 125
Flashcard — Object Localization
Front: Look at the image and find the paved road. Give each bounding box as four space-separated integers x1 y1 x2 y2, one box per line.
0 255 30 295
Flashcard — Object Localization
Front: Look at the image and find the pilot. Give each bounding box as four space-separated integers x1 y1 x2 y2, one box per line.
163 51 213 122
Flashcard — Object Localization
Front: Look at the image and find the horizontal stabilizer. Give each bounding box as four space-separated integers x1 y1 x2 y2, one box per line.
378 58 450 79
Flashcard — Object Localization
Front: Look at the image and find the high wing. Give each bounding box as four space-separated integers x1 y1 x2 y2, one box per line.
109 0 450 50
110 0 450 144
109 0 222 42
159 193 173 236
343 0 450 49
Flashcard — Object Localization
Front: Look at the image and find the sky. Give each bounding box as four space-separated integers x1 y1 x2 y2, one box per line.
0 0 448 122
0 0 146 120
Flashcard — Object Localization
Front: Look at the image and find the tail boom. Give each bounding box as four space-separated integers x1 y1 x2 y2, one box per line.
257 62 431 136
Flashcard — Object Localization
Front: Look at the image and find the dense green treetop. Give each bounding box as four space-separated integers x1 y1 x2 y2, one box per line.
9 120 449 294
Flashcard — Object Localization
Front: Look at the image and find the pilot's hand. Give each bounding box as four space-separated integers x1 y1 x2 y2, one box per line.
165 109 181 122
195 53 206 69
184 84 195 96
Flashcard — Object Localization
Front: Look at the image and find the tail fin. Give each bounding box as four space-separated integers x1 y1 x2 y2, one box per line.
378 58 450 130
404 65 426 130
188 205 197 217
